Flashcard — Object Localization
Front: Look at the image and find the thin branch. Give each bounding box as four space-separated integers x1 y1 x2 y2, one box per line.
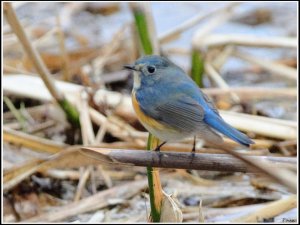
80 148 296 172
81 148 297 193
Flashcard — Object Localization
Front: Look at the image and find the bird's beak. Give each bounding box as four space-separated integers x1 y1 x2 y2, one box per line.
124 64 137 71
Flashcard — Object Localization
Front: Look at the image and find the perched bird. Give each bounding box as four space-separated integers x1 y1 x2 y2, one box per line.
124 55 254 151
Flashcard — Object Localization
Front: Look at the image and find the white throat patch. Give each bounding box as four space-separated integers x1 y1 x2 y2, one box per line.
133 71 141 90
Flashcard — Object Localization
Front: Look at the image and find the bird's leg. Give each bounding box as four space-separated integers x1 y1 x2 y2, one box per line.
192 136 196 153
154 141 167 152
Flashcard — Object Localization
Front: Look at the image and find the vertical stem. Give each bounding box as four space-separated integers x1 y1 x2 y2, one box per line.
130 2 159 55
191 48 205 87
56 16 71 81
3 96 26 131
147 134 163 222
133 9 153 55
130 2 162 222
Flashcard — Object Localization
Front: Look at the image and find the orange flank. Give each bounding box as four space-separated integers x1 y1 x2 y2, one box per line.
132 91 166 130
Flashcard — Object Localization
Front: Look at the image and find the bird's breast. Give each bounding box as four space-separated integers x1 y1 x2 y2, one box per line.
131 91 165 131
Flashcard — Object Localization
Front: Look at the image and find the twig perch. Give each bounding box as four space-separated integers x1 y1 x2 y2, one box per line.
81 148 296 173
81 147 297 193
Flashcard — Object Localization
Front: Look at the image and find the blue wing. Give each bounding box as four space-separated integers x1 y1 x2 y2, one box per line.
201 90 254 147
194 87 254 147
154 96 205 132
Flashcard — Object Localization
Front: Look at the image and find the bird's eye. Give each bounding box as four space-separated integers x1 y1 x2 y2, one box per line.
147 66 156 74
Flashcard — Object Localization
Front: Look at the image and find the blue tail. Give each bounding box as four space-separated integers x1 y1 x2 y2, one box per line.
205 114 254 147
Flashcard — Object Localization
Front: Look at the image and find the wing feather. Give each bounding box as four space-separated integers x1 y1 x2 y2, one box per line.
153 97 205 132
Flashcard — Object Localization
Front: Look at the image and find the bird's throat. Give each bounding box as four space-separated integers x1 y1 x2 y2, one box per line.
133 71 141 90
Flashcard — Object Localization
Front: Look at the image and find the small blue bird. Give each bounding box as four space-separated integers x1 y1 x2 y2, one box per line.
124 55 254 151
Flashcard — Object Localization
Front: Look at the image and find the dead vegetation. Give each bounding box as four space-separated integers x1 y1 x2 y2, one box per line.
3 2 297 223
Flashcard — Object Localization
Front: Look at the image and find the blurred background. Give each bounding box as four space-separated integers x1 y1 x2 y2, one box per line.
3 2 297 223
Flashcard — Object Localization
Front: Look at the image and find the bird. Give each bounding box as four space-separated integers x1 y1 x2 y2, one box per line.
124 55 254 151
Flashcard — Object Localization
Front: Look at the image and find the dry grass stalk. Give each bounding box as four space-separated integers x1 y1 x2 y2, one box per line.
3 96 26 130
204 87 296 99
3 64 35 75
220 110 297 140
27 120 56 134
3 3 63 101
4 75 296 104
32 27 58 48
3 74 84 103
233 51 297 80
3 127 65 154
159 3 238 44
232 195 297 222
97 165 113 188
212 45 234 70
78 90 95 145
192 4 238 48
73 168 91 202
89 108 145 145
216 145 297 193
108 115 146 141
77 90 95 202
56 16 71 81
43 169 81 180
25 179 148 222
89 165 97 194
200 34 297 49
176 169 217 186
204 62 240 103
3 146 108 191
4 3 80 126
198 200 205 222
94 121 108 144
